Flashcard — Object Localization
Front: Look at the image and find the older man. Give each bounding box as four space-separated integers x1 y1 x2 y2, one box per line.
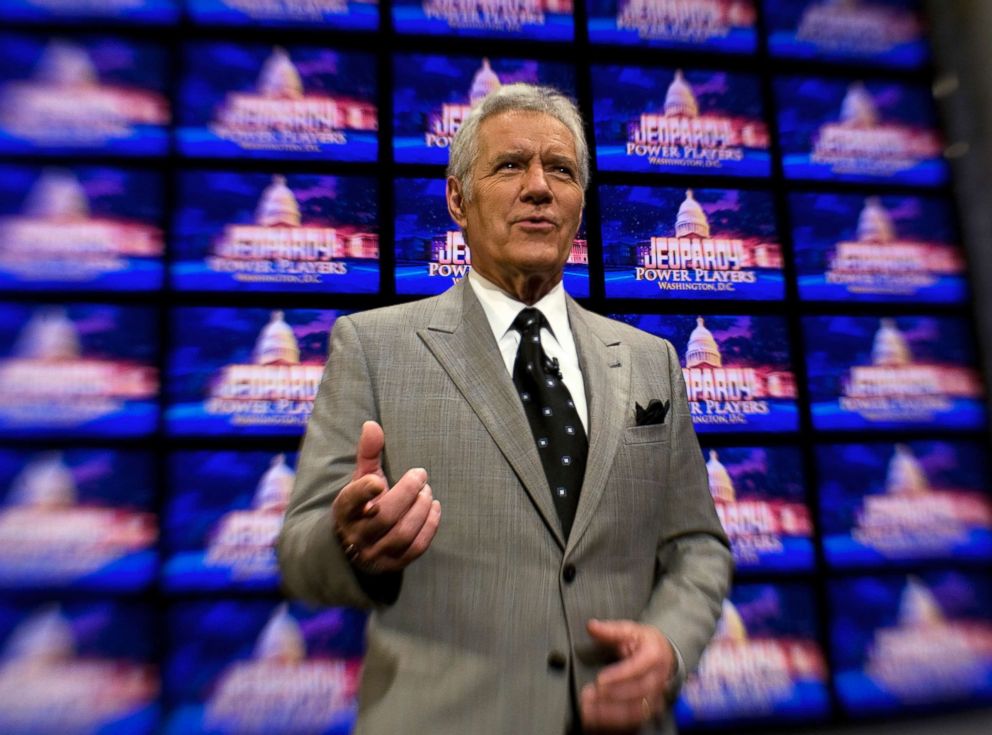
278 84 732 735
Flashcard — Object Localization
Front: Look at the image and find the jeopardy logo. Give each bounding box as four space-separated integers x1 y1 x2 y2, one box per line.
615 0 755 42
204 454 294 578
850 444 992 560
866 577 992 701
210 47 377 154
706 448 812 570
420 0 566 32
626 69 768 169
206 311 325 428
841 319 982 421
680 593 828 723
811 83 941 177
682 317 795 428
425 58 502 149
208 176 377 285
795 0 921 57
0 168 163 290
0 306 158 436
0 38 169 154
635 189 780 293
0 605 158 734
202 604 359 733
0 452 156 589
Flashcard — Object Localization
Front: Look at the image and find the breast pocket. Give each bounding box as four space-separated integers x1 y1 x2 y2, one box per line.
623 423 669 445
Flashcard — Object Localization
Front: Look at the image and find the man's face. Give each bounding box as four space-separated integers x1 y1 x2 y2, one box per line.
446 110 584 290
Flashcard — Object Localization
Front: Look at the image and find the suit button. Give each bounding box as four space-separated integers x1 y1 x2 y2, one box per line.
547 651 567 671
563 564 576 583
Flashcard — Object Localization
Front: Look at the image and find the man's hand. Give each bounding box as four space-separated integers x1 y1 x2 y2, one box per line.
580 619 677 734
331 421 441 574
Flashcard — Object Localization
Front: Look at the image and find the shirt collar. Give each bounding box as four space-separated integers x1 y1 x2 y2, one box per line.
467 269 570 343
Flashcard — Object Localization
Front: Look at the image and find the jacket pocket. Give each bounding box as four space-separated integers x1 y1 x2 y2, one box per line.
623 423 669 445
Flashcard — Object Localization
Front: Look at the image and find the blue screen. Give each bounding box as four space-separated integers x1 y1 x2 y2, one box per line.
172 171 378 294
600 185 783 300
592 65 770 177
177 42 377 161
790 192 966 303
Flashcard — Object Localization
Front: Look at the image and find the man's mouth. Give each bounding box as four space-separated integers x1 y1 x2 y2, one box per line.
515 216 557 229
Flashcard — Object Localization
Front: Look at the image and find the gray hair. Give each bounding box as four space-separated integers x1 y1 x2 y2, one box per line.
446 83 590 201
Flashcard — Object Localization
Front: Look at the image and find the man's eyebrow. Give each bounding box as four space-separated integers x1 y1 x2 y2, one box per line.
544 153 578 166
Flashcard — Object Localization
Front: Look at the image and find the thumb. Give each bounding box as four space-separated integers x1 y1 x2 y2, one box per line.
586 618 638 648
353 420 384 480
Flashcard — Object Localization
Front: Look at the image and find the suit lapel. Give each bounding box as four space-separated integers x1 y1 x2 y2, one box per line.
566 299 630 553
418 281 566 548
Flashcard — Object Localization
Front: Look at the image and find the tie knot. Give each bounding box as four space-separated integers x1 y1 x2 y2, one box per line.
511 308 547 337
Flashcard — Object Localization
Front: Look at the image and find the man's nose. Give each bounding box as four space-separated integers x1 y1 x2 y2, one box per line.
520 162 553 203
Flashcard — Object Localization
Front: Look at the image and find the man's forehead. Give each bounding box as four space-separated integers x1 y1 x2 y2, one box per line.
477 110 577 159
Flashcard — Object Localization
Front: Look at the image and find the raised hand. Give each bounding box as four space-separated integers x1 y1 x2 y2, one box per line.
331 421 441 574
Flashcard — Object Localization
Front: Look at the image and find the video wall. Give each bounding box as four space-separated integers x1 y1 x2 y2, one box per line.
0 1 990 733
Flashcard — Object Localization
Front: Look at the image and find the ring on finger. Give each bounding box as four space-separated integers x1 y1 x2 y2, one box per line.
344 542 360 561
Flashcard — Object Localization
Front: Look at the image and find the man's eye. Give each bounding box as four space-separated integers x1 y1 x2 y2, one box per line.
498 161 518 170
553 166 575 177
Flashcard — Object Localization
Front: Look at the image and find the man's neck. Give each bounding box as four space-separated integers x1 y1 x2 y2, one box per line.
471 267 562 305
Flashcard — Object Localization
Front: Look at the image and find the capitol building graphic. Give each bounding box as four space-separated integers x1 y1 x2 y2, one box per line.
203 604 357 734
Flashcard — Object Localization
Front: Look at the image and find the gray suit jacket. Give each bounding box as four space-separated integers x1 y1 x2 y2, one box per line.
278 280 732 734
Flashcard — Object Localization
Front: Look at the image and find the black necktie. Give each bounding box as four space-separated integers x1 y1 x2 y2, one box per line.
511 308 588 539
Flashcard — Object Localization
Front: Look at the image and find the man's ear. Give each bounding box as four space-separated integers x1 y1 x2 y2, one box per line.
445 175 468 228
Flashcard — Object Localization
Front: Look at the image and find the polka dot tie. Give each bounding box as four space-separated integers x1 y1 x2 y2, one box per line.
511 308 588 539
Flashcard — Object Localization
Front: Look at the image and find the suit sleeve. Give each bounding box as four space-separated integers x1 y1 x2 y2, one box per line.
277 314 400 608
639 339 734 677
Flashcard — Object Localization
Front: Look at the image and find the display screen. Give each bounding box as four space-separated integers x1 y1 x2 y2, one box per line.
166 307 338 436
817 441 992 567
0 449 156 592
163 451 297 592
394 177 590 297
393 54 576 165
587 0 758 52
776 76 947 186
392 0 574 40
613 314 798 433
676 582 831 726
600 185 783 300
0 600 159 735
165 600 365 735
764 0 928 68
172 171 378 293
703 445 814 573
177 42 377 161
0 34 169 157
186 0 378 29
790 192 966 303
592 65 770 177
0 303 159 437
0 164 164 292
803 315 986 431
0 0 178 24
830 572 992 714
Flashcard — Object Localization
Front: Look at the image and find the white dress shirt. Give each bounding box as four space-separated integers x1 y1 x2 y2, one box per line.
467 270 588 433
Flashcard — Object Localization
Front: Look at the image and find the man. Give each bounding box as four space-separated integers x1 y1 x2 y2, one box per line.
278 84 732 735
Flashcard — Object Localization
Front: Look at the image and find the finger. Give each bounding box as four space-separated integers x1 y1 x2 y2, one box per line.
580 684 643 732
395 499 441 565
367 467 428 526
352 420 385 481
377 499 441 571
333 474 387 524
370 484 434 558
596 643 656 689
587 618 640 648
